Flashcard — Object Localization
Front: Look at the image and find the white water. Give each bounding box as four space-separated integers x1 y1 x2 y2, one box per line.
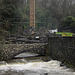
0 60 75 75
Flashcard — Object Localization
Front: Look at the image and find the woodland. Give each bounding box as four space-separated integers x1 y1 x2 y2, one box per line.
0 0 75 37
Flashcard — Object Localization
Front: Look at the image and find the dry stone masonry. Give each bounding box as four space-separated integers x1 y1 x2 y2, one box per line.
0 43 47 61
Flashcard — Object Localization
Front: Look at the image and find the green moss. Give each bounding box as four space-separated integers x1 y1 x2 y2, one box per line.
63 61 75 69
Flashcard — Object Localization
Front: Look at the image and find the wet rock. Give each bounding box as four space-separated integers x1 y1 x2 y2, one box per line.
0 61 6 65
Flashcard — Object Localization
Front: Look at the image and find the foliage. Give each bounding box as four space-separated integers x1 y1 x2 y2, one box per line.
36 0 75 30
61 16 75 27
0 0 30 35
0 0 75 35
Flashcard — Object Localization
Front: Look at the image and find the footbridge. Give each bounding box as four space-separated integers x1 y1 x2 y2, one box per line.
0 43 47 61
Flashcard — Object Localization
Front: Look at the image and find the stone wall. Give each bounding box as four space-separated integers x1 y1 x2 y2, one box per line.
0 43 47 61
48 37 75 67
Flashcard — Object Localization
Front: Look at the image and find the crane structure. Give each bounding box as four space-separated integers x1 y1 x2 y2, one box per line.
30 0 35 33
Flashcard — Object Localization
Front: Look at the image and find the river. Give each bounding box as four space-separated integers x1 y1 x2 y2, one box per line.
0 52 75 75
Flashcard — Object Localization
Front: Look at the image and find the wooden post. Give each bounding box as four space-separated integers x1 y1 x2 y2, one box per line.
30 0 35 34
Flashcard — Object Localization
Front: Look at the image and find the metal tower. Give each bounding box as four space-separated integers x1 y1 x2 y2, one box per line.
30 0 35 33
